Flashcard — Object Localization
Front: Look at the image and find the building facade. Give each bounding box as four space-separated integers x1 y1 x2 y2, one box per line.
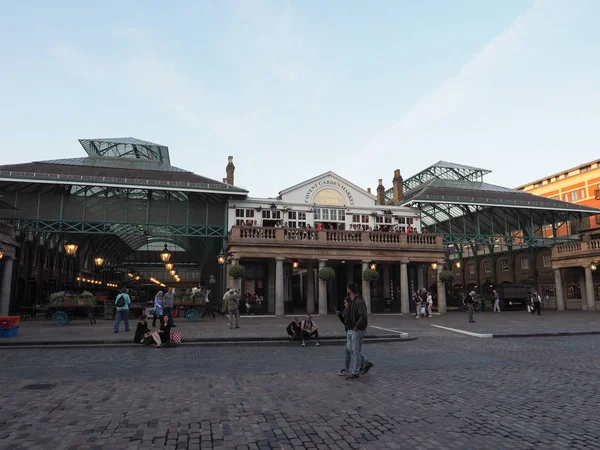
224 171 447 316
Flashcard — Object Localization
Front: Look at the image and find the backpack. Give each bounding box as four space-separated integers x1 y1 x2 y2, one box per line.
116 294 126 308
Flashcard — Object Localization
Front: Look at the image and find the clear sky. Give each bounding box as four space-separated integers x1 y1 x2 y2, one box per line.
1 0 598 197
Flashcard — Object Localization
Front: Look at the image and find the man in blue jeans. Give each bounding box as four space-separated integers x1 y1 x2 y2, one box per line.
344 282 373 381
113 288 131 333
163 287 175 327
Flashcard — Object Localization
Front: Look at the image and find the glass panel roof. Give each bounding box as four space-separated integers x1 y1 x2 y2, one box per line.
79 137 170 165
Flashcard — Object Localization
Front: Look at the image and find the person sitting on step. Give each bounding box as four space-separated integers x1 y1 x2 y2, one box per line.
301 314 320 347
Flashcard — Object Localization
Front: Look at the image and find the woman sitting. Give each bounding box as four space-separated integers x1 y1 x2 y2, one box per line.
151 315 172 347
134 315 153 345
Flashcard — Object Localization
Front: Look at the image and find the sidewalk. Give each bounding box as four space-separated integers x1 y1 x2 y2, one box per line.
2 310 599 347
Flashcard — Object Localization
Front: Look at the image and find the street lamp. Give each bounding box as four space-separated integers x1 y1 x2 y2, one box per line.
94 257 104 267
370 263 377 270
590 262 597 271
292 260 299 270
217 253 226 265
165 262 174 271
431 262 438 270
455 261 461 269
170 269 177 276
159 244 172 262
64 243 78 256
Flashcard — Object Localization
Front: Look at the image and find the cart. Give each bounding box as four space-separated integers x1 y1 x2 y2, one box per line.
46 304 97 326
175 303 205 322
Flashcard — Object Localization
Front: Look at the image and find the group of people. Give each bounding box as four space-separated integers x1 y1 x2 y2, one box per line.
239 218 421 234
285 282 374 381
133 314 172 347
413 288 434 319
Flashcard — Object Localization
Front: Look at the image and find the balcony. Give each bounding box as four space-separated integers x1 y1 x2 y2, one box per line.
226 226 444 262
552 239 600 268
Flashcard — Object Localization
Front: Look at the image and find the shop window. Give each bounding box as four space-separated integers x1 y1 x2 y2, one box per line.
542 253 551 268
288 211 307 228
520 257 529 270
235 208 255 226
501 260 509 272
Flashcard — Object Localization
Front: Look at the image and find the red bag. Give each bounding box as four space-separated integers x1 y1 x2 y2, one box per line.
171 331 182 344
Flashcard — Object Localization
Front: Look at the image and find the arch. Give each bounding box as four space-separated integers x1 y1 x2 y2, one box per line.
312 188 346 207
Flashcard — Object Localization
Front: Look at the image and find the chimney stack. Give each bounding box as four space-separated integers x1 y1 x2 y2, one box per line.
226 156 235 185
367 187 371 194
376 178 385 205
392 169 403 204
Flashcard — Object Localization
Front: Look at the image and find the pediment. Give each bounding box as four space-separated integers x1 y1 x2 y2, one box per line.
278 171 377 207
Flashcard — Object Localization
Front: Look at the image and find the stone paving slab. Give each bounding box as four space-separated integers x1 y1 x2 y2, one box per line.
2 335 600 449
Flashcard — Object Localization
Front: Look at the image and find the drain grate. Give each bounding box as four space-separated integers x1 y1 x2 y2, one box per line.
21 384 55 391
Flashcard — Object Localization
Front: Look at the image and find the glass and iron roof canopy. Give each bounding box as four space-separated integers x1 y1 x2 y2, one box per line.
79 137 171 165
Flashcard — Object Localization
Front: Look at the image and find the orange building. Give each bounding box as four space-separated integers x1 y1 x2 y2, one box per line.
516 159 600 235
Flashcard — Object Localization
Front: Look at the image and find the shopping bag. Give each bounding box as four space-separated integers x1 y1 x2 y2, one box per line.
171 331 182 344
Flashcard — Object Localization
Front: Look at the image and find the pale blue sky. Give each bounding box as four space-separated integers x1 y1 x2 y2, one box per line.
1 0 598 197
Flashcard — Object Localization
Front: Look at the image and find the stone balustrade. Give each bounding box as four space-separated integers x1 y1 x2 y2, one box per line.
230 226 443 249
552 239 600 260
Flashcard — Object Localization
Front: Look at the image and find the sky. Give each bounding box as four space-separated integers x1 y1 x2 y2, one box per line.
0 0 599 197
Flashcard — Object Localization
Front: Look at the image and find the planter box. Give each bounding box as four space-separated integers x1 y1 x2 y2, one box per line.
0 326 18 338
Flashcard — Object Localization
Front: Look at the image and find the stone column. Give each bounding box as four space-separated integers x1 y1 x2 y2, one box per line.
362 261 371 314
579 272 588 311
584 266 596 312
275 257 285 317
436 266 447 314
400 261 409 314
306 263 315 314
318 259 328 315
554 268 565 311
0 256 14 316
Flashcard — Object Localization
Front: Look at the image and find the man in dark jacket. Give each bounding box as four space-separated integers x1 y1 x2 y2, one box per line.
344 283 373 380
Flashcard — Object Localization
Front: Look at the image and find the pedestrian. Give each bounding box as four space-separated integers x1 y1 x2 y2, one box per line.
222 288 241 329
336 297 370 376
345 282 372 381
113 287 131 333
493 289 501 312
427 291 433 317
413 292 421 319
465 290 476 323
200 282 215 319
152 290 164 326
531 290 542 315
163 287 175 328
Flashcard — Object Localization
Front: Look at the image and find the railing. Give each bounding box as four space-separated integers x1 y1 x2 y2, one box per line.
229 226 443 249
553 239 600 259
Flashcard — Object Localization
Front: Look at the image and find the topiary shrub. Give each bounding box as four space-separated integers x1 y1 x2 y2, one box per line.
362 269 380 282
317 267 336 281
229 264 246 279
439 270 454 283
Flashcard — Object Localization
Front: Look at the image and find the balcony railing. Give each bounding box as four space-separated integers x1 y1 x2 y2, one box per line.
229 226 443 249
553 239 600 259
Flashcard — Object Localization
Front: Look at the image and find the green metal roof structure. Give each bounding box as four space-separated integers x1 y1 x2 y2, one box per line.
79 137 171 165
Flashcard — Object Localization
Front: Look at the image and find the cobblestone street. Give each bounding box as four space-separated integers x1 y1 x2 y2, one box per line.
2 331 600 449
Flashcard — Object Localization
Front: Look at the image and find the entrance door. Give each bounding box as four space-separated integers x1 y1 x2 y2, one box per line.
540 284 557 309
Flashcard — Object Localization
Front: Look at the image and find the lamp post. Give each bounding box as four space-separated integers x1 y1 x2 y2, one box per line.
160 244 172 262
64 243 78 256
94 257 104 267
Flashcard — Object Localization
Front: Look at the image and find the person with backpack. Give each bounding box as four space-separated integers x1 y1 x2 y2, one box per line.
114 287 132 333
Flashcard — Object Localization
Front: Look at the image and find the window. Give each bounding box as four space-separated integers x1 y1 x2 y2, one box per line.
288 211 307 228
501 260 509 272
262 210 282 220
580 188 586 199
315 208 345 222
484 262 491 273
235 208 255 226
563 194 568 201
468 264 475 275
542 253 551 268
375 215 392 224
351 214 370 229
570 191 579 202
520 256 529 270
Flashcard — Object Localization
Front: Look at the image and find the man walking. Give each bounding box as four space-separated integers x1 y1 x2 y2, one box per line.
163 287 175 327
465 290 476 323
493 289 501 312
345 282 373 381
113 288 131 333
531 290 542 315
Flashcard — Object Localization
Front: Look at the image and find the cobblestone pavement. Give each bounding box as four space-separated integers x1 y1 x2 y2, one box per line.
2 334 600 449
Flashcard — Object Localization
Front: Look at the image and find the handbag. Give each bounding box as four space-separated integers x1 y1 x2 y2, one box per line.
171 331 182 344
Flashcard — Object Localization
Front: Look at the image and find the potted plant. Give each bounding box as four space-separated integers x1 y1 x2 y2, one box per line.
229 264 246 279
317 267 335 281
362 269 380 282
439 270 454 284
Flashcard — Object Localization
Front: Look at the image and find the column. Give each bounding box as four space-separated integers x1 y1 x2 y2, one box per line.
584 266 596 312
0 256 14 316
275 258 285 317
579 272 588 311
318 259 327 315
400 261 409 314
362 261 371 314
554 268 565 311
306 263 315 314
436 266 447 314
417 263 424 290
